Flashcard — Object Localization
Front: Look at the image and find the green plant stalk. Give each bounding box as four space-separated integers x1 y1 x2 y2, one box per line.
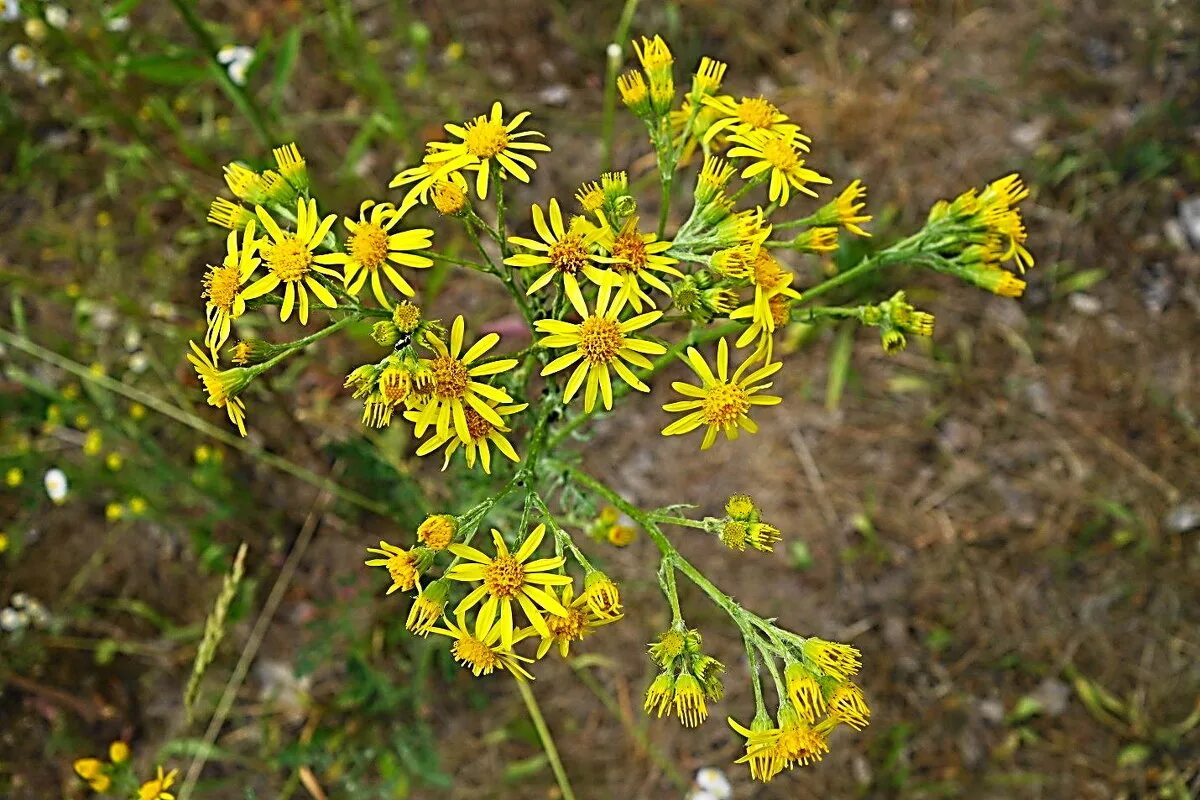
516 678 577 800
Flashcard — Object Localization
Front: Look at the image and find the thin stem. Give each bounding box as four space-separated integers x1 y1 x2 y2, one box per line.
516 678 577 800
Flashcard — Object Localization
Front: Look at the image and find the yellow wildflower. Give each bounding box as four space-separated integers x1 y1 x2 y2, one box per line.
137 766 178 800
583 570 622 619
207 196 254 230
313 200 433 308
535 282 667 412
728 713 783 782
701 94 803 143
445 524 571 648
594 213 682 311
727 128 831 207
425 102 550 199
505 198 622 296
407 579 449 635
784 662 827 723
364 541 422 595
828 681 871 729
802 636 862 680
240 199 339 325
673 672 708 727
186 342 249 436
109 741 130 763
73 757 111 792
529 582 621 659
661 339 783 450
428 608 535 680
417 514 457 551
202 219 260 355
408 400 527 474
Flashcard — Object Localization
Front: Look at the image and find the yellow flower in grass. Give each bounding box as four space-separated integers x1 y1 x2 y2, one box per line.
661 339 782 450
364 540 422 595
411 316 519 444
785 662 827 723
138 766 178 800
822 179 873 237
527 582 622 659
727 128 831 207
802 636 862 680
109 741 130 764
202 220 261 355
828 682 871 730
313 200 434 308
505 198 622 296
445 524 571 648
425 102 550 199
729 248 801 358
407 400 527 474
186 342 249 436
390 157 470 215
594 213 682 311
535 282 667 412
73 757 111 792
240 199 339 325
728 713 782 782
701 94 803 143
207 196 254 230
428 608 535 680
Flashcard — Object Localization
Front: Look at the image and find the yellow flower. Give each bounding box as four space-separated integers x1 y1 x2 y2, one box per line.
661 339 782 450
575 181 604 213
701 94 803 143
73 757 111 792
505 198 622 296
617 70 651 116
644 671 675 717
729 248 801 356
138 766 178 800
428 608 535 680
364 541 422 595
594 214 682 311
825 179 873 237
202 219 261 355
410 316 519 445
535 283 667 412
6 467 23 487
802 636 862 681
407 579 449 635
728 713 783 782
793 226 839 252
272 142 308 192
109 741 130 763
186 342 249 436
240 199 340 325
528 582 621 659
727 129 831 207
583 570 622 619
425 102 550 199
313 200 433 308
673 672 708 727
409 400 526 474
445 524 571 648
417 514 457 551
689 56 727 100
784 662 827 723
207 196 254 230
828 681 871 729
430 171 469 216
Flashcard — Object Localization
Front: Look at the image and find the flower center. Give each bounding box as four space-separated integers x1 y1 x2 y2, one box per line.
463 119 510 159
736 97 779 129
453 635 501 673
379 369 411 405
611 231 648 275
549 233 590 276
483 553 525 598
430 355 470 399
392 301 421 332
700 382 751 427
432 180 467 215
265 235 312 282
197 366 229 406
578 317 624 364
547 607 588 641
769 295 791 327
386 553 417 588
204 263 242 309
348 222 389 270
464 406 494 441
751 250 787 288
760 137 799 171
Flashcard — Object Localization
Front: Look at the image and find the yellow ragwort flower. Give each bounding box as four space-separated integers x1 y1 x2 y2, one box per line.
594 213 682 312
73 758 111 792
535 282 667 412
241 199 340 325
729 248 801 356
728 713 783 782
313 200 433 308
784 662 827 723
828 179 872 237
410 315 519 445
202 219 260 355
661 339 782 450
408 400 527 474
701 94 803 143
407 579 449 635
425 102 550 199
428 608 535 680
506 198 622 296
674 672 708 727
828 681 871 730
802 636 862 681
445 524 571 648
727 128 831 207
528 582 621 659
109 741 130 763
207 196 254 230
364 541 422 595
186 342 249 436
138 766 178 800
416 514 457 551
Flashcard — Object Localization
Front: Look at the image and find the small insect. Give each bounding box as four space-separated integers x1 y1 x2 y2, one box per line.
393 332 412 352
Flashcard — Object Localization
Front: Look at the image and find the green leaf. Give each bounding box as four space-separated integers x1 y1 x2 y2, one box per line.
124 54 208 85
1007 695 1044 724
272 26 304 115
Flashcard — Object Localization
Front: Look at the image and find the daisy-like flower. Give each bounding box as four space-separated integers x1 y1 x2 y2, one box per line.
428 608 535 680
313 200 433 308
728 248 801 357
594 214 682 311
701 95 804 143
505 198 622 296
137 766 179 800
527 582 622 659
202 220 260 355
411 316 519 445
390 155 470 216
364 540 422 595
809 179 872 237
727 129 831 207
407 400 527 474
424 102 551 199
661 339 783 450
240 199 339 325
186 342 250 436
445 524 571 648
728 713 783 782
535 283 667 412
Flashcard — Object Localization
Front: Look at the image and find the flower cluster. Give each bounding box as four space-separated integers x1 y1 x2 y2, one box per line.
73 742 176 799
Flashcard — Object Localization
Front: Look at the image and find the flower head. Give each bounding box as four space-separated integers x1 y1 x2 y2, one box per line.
701 94 803 143
407 579 449 635
673 672 708 727
429 609 535 679
138 766 179 800
408 400 527 474
661 339 783 450
802 637 862 681
313 200 433 308
364 541 424 595
828 681 871 729
202 220 261 355
529 582 622 659
785 662 827 723
186 342 250 436
594 214 682 311
73 758 111 792
445 524 571 648
424 102 550 199
417 514 457 551
240 199 340 325
729 712 783 782
727 129 831 207
505 199 622 296
535 283 667 412
583 569 622 619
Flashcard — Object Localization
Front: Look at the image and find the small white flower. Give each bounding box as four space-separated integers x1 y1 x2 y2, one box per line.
128 352 150 373
35 65 61 86
2 0 20 22
44 4 68 29
43 468 68 504
105 15 130 32
10 592 28 608
216 44 254 86
0 607 25 632
693 767 732 800
8 43 35 72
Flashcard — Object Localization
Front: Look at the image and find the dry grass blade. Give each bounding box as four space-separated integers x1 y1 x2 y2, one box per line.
184 543 248 720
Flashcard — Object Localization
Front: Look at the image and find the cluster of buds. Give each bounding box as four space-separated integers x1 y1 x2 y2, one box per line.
645 625 726 727
74 742 176 799
586 506 637 548
343 305 441 428
857 290 936 354
702 494 782 553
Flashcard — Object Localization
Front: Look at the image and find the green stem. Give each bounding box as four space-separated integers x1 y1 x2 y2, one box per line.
516 678 577 800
